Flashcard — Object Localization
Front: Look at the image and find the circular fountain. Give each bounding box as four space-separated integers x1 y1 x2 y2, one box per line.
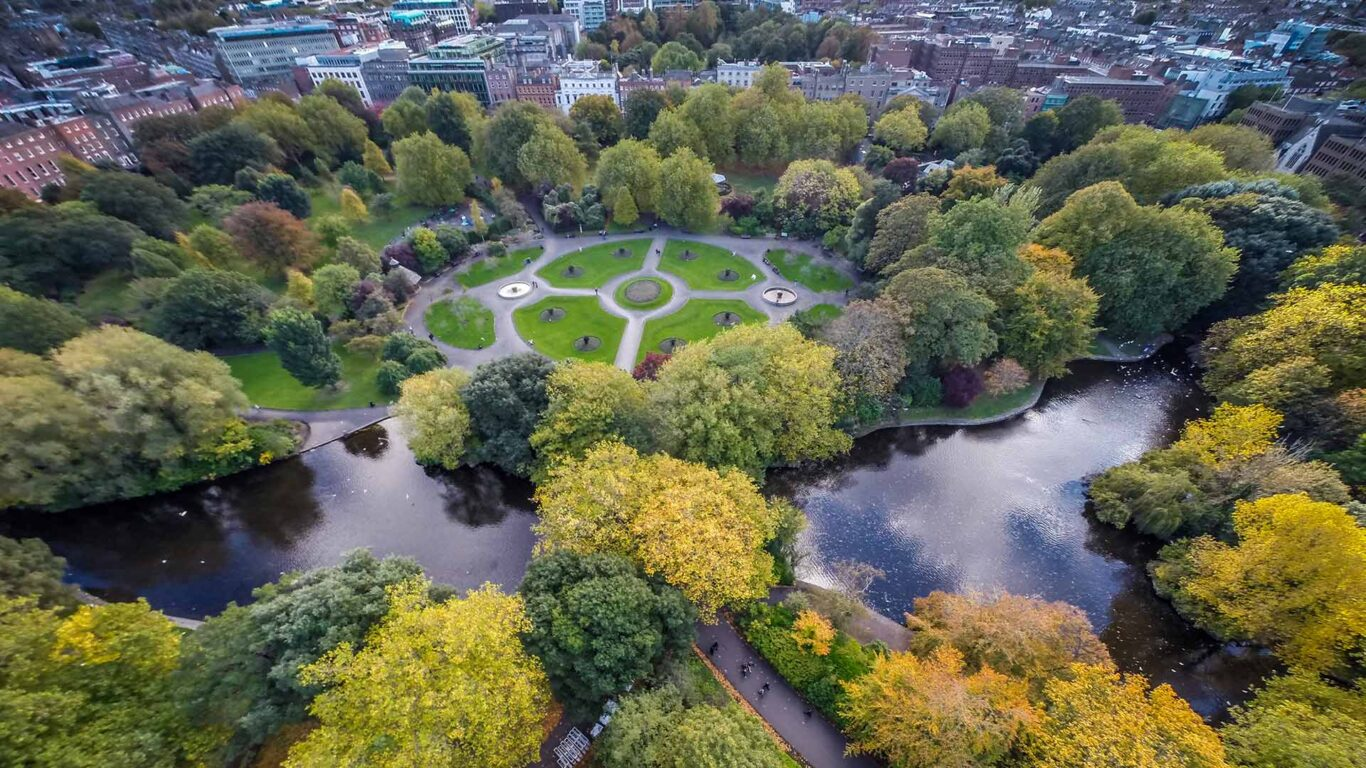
761 286 798 306
498 281 532 299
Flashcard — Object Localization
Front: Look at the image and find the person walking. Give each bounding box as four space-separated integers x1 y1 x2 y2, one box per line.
759 682 770 697
803 709 813 721
708 641 719 657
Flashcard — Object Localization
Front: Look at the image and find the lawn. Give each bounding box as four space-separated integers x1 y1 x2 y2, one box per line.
457 246 542 288
637 299 766 362
225 345 389 410
719 167 782 195
512 295 626 364
614 276 674 310
307 184 433 252
766 249 854 292
536 238 651 289
896 380 1043 422
75 270 136 321
799 303 844 325
659 239 763 291
425 296 495 349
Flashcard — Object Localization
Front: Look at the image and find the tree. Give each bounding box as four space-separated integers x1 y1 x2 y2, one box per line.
237 99 317 166
597 687 787 768
1022 664 1226 768
866 194 940 274
79 170 187 239
147 268 272 349
596 139 663 215
382 97 427 141
188 122 282 186
649 324 851 475
254 173 311 218
1034 182 1237 338
424 90 473 151
1030 127 1229 213
931 102 991 155
188 184 252 224
652 41 703 72
821 300 907 399
177 551 425 761
265 308 341 389
943 165 1008 202
906 591 1111 695
393 131 472 206
874 107 928 154
480 100 556 187
332 236 381 275
363 139 392 176
881 267 998 367
772 159 863 239
223 202 321 276
1222 672 1366 768
534 441 784 617
648 107 708 159
908 195 1035 297
0 536 76 609
792 609 836 655
657 148 717 231
520 552 694 717
0 205 142 298
461 354 554 475
311 263 360 321
679 84 735 164
612 187 640 226
841 646 1038 767
298 93 368 166
998 269 1099 377
338 186 369 223
0 286 86 354
395 368 472 469
1184 124 1274 172
285 580 551 768
570 94 625 147
529 361 652 472
1151 494 1366 674
625 89 668 139
1054 95 1123 152
1284 243 1366 289
517 123 588 190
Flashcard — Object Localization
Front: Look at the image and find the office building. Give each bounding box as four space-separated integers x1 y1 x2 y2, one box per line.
392 0 474 33
490 15 579 67
562 0 607 31
299 41 412 107
210 21 341 87
1167 61 1292 120
1303 134 1366 181
388 11 437 54
408 35 507 106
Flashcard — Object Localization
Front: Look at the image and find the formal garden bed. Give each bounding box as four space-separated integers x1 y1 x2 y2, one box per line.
225 344 390 410
457 245 543 288
424 296 495 349
536 239 651 289
659 240 763 291
614 276 674 310
765 249 853 293
637 299 765 363
512 295 625 364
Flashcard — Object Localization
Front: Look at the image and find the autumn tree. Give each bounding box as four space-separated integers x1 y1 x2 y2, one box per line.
866 193 940 275
529 361 652 472
534 441 783 617
943 165 1009 203
998 268 1100 377
570 94 625 147
1283 243 1366 289
792 609 836 656
517 123 588 190
1150 493 1366 674
285 580 551 768
363 139 392 175
822 300 907 400
657 148 717 231
595 138 663 214
841 646 1038 767
223 202 321 276
874 107 928 154
648 323 851 475
772 159 863 239
265 308 341 388
393 131 472 206
395 368 472 469
880 267 998 367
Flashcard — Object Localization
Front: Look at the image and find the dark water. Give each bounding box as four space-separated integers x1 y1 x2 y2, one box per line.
767 350 1278 719
0 425 539 620
0 350 1276 718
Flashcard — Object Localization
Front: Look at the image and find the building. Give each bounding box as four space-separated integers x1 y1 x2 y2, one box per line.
1303 134 1366 182
792 63 895 109
187 81 249 111
210 21 341 87
327 12 391 46
408 35 507 106
0 122 65 198
561 0 607 31
1047 74 1176 123
47 114 135 168
299 41 412 107
392 0 474 33
489 15 579 67
514 69 559 110
716 60 761 89
388 11 437 54
1167 61 1292 120
555 61 618 113
1239 96 1366 173
76 89 196 143
19 49 152 93
493 0 555 17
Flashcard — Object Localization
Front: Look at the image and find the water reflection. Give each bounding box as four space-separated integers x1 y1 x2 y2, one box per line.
0 423 538 620
769 352 1278 718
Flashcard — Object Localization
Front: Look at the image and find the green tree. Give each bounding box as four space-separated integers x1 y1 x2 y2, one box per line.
461 353 554 475
648 107 708 159
424 90 473 151
0 205 141 298
612 187 640 226
866 194 941 275
906 195 1034 297
0 286 86 354
298 93 368 166
625 89 668 139
880 267 998 367
772 159 863 239
657 148 717 231
821 300 907 400
382 97 427 140
1186 123 1275 172
1054 94 1123 152
188 122 282 186
874 107 928 154
311 263 360 320
570 94 625 147
648 323 850 475
517 123 588 190
332 236 380 275
285 580 551 768
393 131 472 206
931 102 991 155
479 100 556 187
363 139 392 175
0 536 77 609
395 368 472 469
265 308 341 388
79 170 188 239
1223 672 1366 768
998 269 1100 377
188 184 252 224
147 268 272 349
254 173 311 218
237 99 316 165
679 84 735 164
520 552 694 718
597 686 787 768
652 41 703 72
529 361 652 472
1283 243 1366 289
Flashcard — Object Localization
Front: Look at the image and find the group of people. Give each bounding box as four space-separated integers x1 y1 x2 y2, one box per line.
706 642 813 720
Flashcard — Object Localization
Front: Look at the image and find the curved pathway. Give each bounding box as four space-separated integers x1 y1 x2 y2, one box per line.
404 227 857 373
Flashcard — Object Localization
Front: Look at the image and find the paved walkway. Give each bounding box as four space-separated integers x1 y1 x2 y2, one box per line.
403 225 856 373
247 405 391 451
696 618 878 768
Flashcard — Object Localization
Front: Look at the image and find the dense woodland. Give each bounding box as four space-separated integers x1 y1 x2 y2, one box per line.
0 12 1364 762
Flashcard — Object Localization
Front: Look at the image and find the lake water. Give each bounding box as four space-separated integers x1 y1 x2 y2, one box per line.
0 349 1276 718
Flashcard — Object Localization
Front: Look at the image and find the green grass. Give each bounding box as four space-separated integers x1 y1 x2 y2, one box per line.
512 295 625 364
457 246 541 288
536 238 651 288
307 184 433 252
637 299 766 362
607 213 652 233
614 276 674 310
719 167 782 195
425 296 495 349
766 249 854 292
225 345 389 410
800 303 844 324
898 381 1042 422
75 270 136 321
659 239 763 291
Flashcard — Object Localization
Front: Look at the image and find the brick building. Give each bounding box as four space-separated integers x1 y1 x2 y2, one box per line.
0 123 64 198
1303 134 1366 182
19 49 152 92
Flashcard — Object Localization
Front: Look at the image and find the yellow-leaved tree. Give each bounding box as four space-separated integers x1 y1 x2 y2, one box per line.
1170 403 1282 468
285 579 551 768
533 441 782 618
528 361 652 475
1022 663 1227 768
791 609 835 656
362 139 391 176
339 186 369 223
1151 493 1366 673
840 646 1038 767
394 368 472 469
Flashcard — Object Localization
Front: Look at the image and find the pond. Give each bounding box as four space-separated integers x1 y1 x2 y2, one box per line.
0 349 1276 718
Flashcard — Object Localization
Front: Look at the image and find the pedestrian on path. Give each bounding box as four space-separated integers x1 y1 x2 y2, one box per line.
758 682 770 698
803 709 813 721
708 641 719 656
